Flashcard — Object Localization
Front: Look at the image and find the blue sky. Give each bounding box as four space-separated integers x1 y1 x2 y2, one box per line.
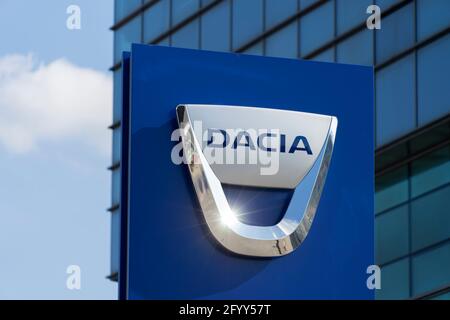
0 0 116 299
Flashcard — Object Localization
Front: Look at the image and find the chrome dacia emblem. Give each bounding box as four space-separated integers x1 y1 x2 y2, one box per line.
177 104 337 257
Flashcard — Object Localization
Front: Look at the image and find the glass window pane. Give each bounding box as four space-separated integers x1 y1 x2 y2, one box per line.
265 0 298 29
418 34 450 126
115 0 142 22
376 54 415 146
300 1 334 56
417 0 450 41
265 22 298 59
299 0 321 9
375 0 403 11
201 0 216 6
411 185 450 251
376 205 409 264
112 127 122 164
337 0 372 35
376 3 414 64
411 146 450 197
201 1 230 52
232 0 263 50
171 20 200 49
310 47 335 63
114 16 141 63
376 258 410 300
337 29 373 66
156 38 170 46
429 291 450 300
143 0 170 43
172 0 200 25
412 243 450 296
113 69 122 123
112 169 121 205
110 209 121 274
242 42 264 56
375 166 409 214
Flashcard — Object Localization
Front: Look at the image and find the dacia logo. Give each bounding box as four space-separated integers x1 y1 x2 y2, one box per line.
206 129 313 155
177 104 338 258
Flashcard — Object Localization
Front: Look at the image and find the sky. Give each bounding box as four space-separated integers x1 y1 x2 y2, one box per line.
0 0 116 299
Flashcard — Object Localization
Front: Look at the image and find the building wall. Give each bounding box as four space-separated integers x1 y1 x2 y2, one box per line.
110 0 450 299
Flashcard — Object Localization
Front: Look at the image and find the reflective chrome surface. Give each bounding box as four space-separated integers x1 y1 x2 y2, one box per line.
177 104 338 257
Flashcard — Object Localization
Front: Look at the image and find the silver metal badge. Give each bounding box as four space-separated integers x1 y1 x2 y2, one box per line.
177 104 337 257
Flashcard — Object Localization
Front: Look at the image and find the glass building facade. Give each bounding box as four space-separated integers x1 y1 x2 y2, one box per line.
109 0 450 299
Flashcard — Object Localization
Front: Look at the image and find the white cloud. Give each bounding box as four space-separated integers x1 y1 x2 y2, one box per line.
0 54 112 154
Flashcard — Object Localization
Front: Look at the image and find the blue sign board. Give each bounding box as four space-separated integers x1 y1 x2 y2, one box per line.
120 44 374 299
